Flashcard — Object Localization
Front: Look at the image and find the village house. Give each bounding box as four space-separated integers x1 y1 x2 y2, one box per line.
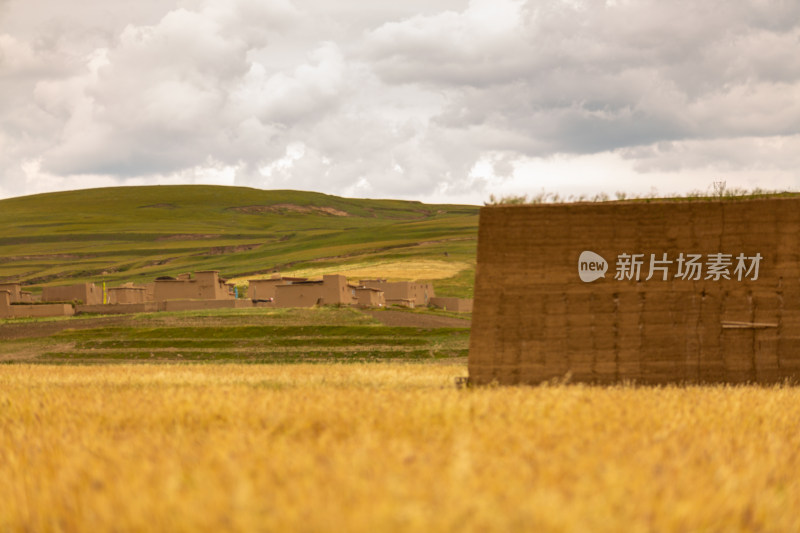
41 283 102 305
0 283 34 303
248 275 309 302
355 286 385 308
1 289 75 319
273 275 358 308
152 271 235 302
2 267 469 318
359 279 435 308
107 283 147 304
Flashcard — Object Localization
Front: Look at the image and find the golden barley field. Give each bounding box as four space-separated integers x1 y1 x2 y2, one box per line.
2 364 799 533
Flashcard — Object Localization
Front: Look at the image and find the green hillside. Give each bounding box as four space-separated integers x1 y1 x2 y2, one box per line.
0 186 479 297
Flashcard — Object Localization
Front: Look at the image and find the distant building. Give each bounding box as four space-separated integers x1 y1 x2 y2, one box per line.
274 275 357 308
248 275 308 302
153 271 234 301
0 283 34 303
1 289 74 319
108 283 147 304
42 283 102 305
355 286 385 308
359 279 435 308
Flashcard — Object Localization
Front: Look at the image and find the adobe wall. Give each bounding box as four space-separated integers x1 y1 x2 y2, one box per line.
469 199 800 385
0 290 10 318
409 281 435 306
153 272 233 301
42 283 102 305
430 297 473 313
153 279 195 301
361 280 435 306
7 303 75 319
108 287 146 304
362 280 408 301
274 283 325 308
0 283 22 302
322 275 357 305
194 271 233 300
356 287 385 308
77 302 161 315
249 279 284 301
163 299 253 312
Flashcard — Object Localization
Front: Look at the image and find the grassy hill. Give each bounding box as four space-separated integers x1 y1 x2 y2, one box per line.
0 186 479 297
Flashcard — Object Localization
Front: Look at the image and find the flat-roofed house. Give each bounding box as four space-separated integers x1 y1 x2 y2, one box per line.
359 279 435 308
248 275 308 302
0 283 34 303
273 275 358 308
153 271 234 302
42 283 102 305
355 287 385 308
108 284 147 304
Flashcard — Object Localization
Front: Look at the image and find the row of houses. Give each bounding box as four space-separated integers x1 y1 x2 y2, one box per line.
1 271 472 319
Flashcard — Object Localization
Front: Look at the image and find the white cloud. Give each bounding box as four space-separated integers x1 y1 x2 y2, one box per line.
0 0 799 204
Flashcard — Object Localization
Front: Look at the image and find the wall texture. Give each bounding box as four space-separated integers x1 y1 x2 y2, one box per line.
108 287 146 304
360 280 435 307
77 303 160 315
0 284 22 302
468 199 800 385
42 284 102 305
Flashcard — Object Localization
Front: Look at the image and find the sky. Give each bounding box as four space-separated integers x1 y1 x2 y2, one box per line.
1 0 799 205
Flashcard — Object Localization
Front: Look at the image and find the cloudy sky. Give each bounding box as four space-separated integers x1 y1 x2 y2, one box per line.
1 0 799 204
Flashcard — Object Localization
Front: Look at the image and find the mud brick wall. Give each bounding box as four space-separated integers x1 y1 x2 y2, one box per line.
468 198 800 385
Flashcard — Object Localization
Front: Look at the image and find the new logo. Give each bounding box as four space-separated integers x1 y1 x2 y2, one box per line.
579 251 608 282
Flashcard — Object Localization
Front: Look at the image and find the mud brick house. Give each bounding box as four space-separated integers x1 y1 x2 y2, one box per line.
1 289 74 319
248 276 309 302
469 198 800 386
359 279 435 308
274 275 357 308
108 284 147 304
355 286 385 308
42 283 102 305
0 283 34 303
153 271 234 302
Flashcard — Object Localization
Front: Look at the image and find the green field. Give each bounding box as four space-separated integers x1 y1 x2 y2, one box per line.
0 185 478 297
0 307 470 364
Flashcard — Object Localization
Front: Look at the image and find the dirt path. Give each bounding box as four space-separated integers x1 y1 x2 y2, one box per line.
362 310 471 328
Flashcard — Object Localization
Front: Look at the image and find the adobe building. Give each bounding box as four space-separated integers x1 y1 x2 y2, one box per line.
1 289 75 319
274 275 357 308
360 279 435 308
153 271 234 302
0 283 34 303
42 283 102 305
248 275 309 302
469 198 800 386
108 284 147 304
355 286 386 308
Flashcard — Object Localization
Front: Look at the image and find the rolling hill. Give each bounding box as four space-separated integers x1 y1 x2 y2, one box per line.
0 186 479 297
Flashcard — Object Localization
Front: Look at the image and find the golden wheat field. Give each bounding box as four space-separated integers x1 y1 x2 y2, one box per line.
1 364 799 533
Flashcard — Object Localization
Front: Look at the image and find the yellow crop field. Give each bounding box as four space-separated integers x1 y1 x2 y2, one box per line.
2 364 799 532
232 260 471 285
